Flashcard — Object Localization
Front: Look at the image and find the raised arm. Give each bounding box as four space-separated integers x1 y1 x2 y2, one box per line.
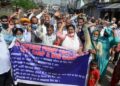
10 9 22 20
82 24 93 51
36 9 48 19
57 22 66 40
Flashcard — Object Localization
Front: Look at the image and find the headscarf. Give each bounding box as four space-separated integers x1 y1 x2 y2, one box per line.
91 30 100 42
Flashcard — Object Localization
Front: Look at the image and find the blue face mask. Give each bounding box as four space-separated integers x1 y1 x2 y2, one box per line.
16 35 23 39
31 24 38 30
2 23 8 30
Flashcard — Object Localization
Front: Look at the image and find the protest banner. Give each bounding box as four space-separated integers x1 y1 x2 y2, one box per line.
10 42 91 86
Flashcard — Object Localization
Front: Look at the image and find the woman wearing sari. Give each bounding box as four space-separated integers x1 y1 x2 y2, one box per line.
90 29 115 79
56 22 83 53
90 30 102 60
97 30 111 79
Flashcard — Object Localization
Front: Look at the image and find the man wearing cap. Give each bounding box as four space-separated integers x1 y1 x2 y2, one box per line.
20 18 32 42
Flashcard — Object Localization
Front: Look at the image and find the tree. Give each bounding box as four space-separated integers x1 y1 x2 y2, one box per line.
11 0 38 10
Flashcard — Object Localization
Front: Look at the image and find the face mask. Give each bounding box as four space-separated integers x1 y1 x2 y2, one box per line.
2 23 8 29
92 36 98 41
68 33 75 37
15 24 21 28
16 35 23 39
111 21 115 24
31 24 38 30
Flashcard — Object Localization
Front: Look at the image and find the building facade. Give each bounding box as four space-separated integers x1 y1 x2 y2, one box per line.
79 0 120 20
98 0 120 21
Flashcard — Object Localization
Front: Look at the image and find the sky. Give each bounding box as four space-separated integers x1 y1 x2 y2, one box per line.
42 0 61 5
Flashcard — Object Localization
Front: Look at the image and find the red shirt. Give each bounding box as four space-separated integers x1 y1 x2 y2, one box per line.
88 69 100 86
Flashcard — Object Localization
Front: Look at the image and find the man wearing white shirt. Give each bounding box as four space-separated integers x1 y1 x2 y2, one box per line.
0 33 11 86
38 25 56 46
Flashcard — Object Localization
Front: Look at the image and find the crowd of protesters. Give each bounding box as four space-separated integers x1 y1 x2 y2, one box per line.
0 7 120 86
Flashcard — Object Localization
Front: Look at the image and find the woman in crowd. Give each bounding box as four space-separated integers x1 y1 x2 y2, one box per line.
90 30 102 60
9 27 27 48
57 22 83 53
94 29 115 79
89 21 117 80
13 28 25 41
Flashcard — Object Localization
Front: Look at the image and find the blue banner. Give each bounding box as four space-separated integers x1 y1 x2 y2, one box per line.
10 42 91 86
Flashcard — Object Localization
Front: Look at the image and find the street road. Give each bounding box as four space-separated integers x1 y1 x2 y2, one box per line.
98 63 120 86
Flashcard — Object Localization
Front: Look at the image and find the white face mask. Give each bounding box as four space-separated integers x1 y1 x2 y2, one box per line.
93 36 98 41
15 24 21 28
111 21 115 24
68 33 75 38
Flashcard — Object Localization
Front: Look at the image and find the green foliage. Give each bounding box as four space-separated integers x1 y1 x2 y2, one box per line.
11 0 38 10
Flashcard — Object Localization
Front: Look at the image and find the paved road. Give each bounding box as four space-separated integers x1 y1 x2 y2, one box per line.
98 63 120 86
